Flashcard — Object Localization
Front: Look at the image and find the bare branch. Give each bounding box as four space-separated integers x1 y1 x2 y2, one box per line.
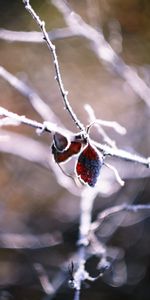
91 203 150 232
94 140 150 168
105 162 125 186
72 188 99 296
0 232 62 249
0 106 46 131
0 27 76 43
0 66 61 123
0 116 21 127
0 106 149 168
52 0 150 108
0 106 74 139
85 103 126 148
0 129 80 195
23 0 85 131
0 129 49 167
34 263 54 295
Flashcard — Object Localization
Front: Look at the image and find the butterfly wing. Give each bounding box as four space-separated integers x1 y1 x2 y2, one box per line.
76 144 103 187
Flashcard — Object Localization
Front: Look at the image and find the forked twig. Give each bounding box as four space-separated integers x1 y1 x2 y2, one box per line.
52 0 150 108
23 0 85 132
0 65 60 122
0 106 149 168
91 203 150 232
85 103 126 148
0 27 76 43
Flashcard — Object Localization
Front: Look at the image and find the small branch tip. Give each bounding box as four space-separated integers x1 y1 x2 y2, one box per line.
147 157 150 168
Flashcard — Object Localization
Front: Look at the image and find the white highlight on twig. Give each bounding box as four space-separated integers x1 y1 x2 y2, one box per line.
23 0 85 131
105 162 125 186
85 104 126 148
52 0 150 108
91 203 150 232
0 66 59 122
0 28 74 43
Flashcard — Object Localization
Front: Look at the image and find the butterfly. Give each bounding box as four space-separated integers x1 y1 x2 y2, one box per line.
51 132 103 187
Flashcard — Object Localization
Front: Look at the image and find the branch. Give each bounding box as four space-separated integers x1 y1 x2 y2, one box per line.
0 106 46 131
85 104 126 135
0 232 62 250
91 203 150 232
0 27 77 43
23 0 85 131
0 106 149 168
74 199 150 294
52 0 150 108
94 140 150 168
0 129 80 195
85 104 126 149
34 263 55 295
0 66 61 123
72 188 99 297
0 106 75 140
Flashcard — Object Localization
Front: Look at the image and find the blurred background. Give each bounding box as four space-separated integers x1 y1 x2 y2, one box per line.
0 0 150 299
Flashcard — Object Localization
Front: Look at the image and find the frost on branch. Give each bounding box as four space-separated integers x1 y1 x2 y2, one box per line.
0 1 150 300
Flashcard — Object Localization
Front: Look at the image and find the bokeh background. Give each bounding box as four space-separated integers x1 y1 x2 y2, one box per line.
0 0 150 299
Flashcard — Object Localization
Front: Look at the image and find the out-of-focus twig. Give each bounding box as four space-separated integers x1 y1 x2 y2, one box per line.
52 0 150 108
105 162 125 186
0 129 80 195
0 66 61 123
0 27 76 43
91 203 150 232
23 0 85 132
72 188 99 297
85 104 126 135
1 4 150 109
85 104 126 148
0 232 62 249
94 140 150 168
0 106 149 168
0 106 70 138
34 263 54 295
0 106 48 131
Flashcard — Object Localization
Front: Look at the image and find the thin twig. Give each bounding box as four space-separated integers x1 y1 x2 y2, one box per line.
91 203 150 232
0 232 62 249
85 104 126 135
0 106 47 131
0 129 80 195
52 0 150 108
0 106 73 138
85 103 126 148
0 106 149 168
73 188 99 297
0 66 61 123
34 263 54 295
105 162 125 186
94 140 150 168
23 0 85 131
0 27 77 43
